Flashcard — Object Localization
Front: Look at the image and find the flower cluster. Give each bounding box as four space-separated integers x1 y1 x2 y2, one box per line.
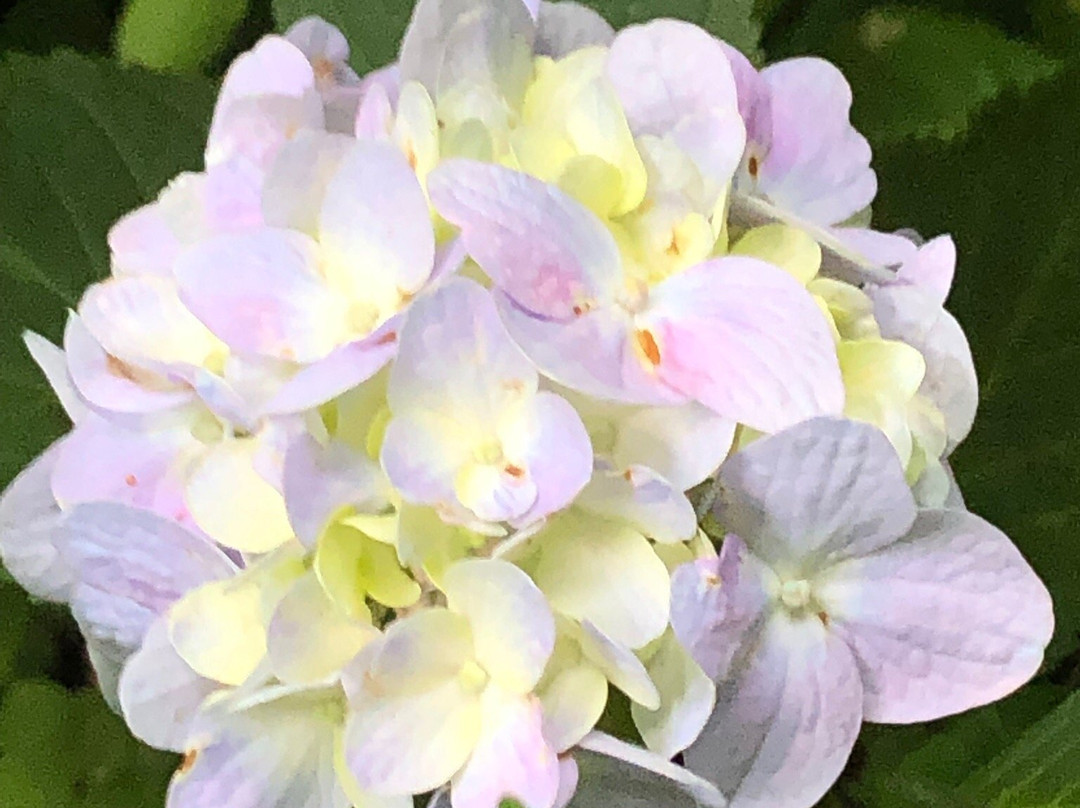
0 2 1053 808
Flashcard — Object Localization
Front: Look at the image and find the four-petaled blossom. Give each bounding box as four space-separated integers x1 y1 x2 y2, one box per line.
671 418 1053 808
381 278 592 530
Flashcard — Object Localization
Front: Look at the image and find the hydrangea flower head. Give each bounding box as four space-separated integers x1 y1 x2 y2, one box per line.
0 2 1053 808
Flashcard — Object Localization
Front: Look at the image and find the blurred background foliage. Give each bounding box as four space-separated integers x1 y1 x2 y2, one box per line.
0 0 1078 805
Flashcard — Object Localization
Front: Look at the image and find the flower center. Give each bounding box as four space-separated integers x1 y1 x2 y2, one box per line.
779 579 813 611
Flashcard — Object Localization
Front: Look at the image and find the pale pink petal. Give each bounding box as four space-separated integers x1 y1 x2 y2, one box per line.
63 314 193 414
501 392 592 527
51 416 194 528
573 732 725 808
613 403 735 490
388 279 536 424
607 20 737 134
118 616 219 752
283 435 389 547
355 80 394 139
714 418 917 572
837 229 956 305
755 58 876 226
553 757 578 808
451 688 561 808
428 160 623 319
443 559 556 694
108 197 183 278
214 36 317 114
319 139 435 299
262 131 355 235
641 256 844 433
900 235 956 305
669 537 771 681
176 229 349 363
721 43 772 152
819 509 1054 724
0 440 74 602
535 2 613 57
684 616 863 808
345 678 482 796
206 94 325 173
80 276 218 370
576 466 696 544
606 20 744 186
57 502 237 650
868 284 977 447
262 321 399 415
497 292 684 406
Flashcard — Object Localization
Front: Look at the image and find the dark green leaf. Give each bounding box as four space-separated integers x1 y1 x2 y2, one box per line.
0 0 113 56
958 690 1080 807
771 5 1059 146
0 50 215 486
869 63 1080 667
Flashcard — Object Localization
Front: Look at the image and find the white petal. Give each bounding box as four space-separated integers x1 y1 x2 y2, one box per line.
267 574 378 685
167 688 350 808
284 435 389 548
345 677 483 796
319 139 435 304
575 621 659 710
613 403 735 490
119 616 219 752
531 513 670 650
23 331 87 423
443 558 556 694
185 439 294 553
632 631 716 759
428 161 624 320
576 466 697 544
868 284 978 448
0 440 73 602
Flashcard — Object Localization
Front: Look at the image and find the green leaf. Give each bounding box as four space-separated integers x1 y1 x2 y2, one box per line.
705 0 762 57
958 691 1080 807
0 681 177 806
272 0 415 72
869 62 1080 668
116 0 251 73
0 50 215 487
840 684 1068 807
774 6 1060 146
